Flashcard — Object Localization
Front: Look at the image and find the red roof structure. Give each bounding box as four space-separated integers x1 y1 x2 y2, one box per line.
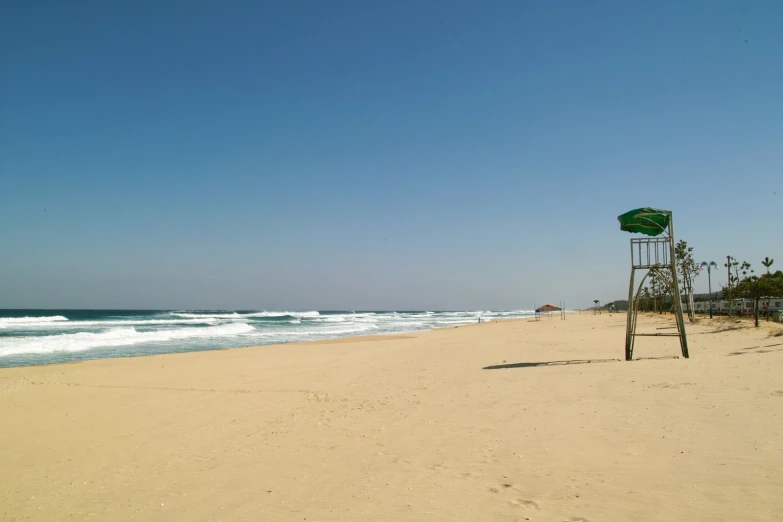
535 304 562 313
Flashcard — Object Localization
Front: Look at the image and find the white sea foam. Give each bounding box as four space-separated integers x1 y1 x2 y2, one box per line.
0 309 538 365
251 323 379 338
310 316 347 323
288 311 320 318
350 314 380 323
244 312 286 318
318 323 379 334
0 315 69 325
0 322 254 357
385 320 428 329
240 311 321 318
2 317 219 329
169 312 243 319
433 319 485 325
489 310 534 316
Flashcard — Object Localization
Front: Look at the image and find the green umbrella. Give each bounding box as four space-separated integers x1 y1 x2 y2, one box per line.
617 207 670 237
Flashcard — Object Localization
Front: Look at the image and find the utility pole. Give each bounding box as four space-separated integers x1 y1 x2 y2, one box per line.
727 255 732 317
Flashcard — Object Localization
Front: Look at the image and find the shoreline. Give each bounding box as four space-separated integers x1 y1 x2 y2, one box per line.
0 310 536 370
0 313 542 371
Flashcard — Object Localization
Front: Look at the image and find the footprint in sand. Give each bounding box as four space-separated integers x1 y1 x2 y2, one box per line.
482 448 498 463
489 483 514 493
772 390 783 397
509 498 540 510
564 517 590 522
648 382 695 389
489 482 540 510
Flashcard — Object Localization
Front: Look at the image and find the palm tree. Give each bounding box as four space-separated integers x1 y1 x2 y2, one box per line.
762 257 774 274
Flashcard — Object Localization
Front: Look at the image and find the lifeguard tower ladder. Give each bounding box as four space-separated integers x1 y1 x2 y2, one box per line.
618 208 689 361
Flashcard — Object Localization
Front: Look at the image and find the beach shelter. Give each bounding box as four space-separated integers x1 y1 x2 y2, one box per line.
535 304 561 313
618 208 689 361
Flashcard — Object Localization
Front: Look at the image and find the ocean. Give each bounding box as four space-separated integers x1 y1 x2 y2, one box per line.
0 309 535 368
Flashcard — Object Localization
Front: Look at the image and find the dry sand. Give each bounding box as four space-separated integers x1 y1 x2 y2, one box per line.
1 313 782 521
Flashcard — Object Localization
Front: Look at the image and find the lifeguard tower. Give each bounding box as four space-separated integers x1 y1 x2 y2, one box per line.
618 208 689 361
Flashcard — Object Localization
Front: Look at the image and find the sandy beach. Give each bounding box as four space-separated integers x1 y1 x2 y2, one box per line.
1 313 782 522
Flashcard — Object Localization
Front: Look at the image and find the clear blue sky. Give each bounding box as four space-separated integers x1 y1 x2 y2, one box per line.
1 1 781 310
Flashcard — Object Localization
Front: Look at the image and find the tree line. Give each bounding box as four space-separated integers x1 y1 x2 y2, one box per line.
635 244 783 327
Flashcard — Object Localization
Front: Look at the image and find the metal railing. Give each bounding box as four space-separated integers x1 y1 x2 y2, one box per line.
630 237 671 268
